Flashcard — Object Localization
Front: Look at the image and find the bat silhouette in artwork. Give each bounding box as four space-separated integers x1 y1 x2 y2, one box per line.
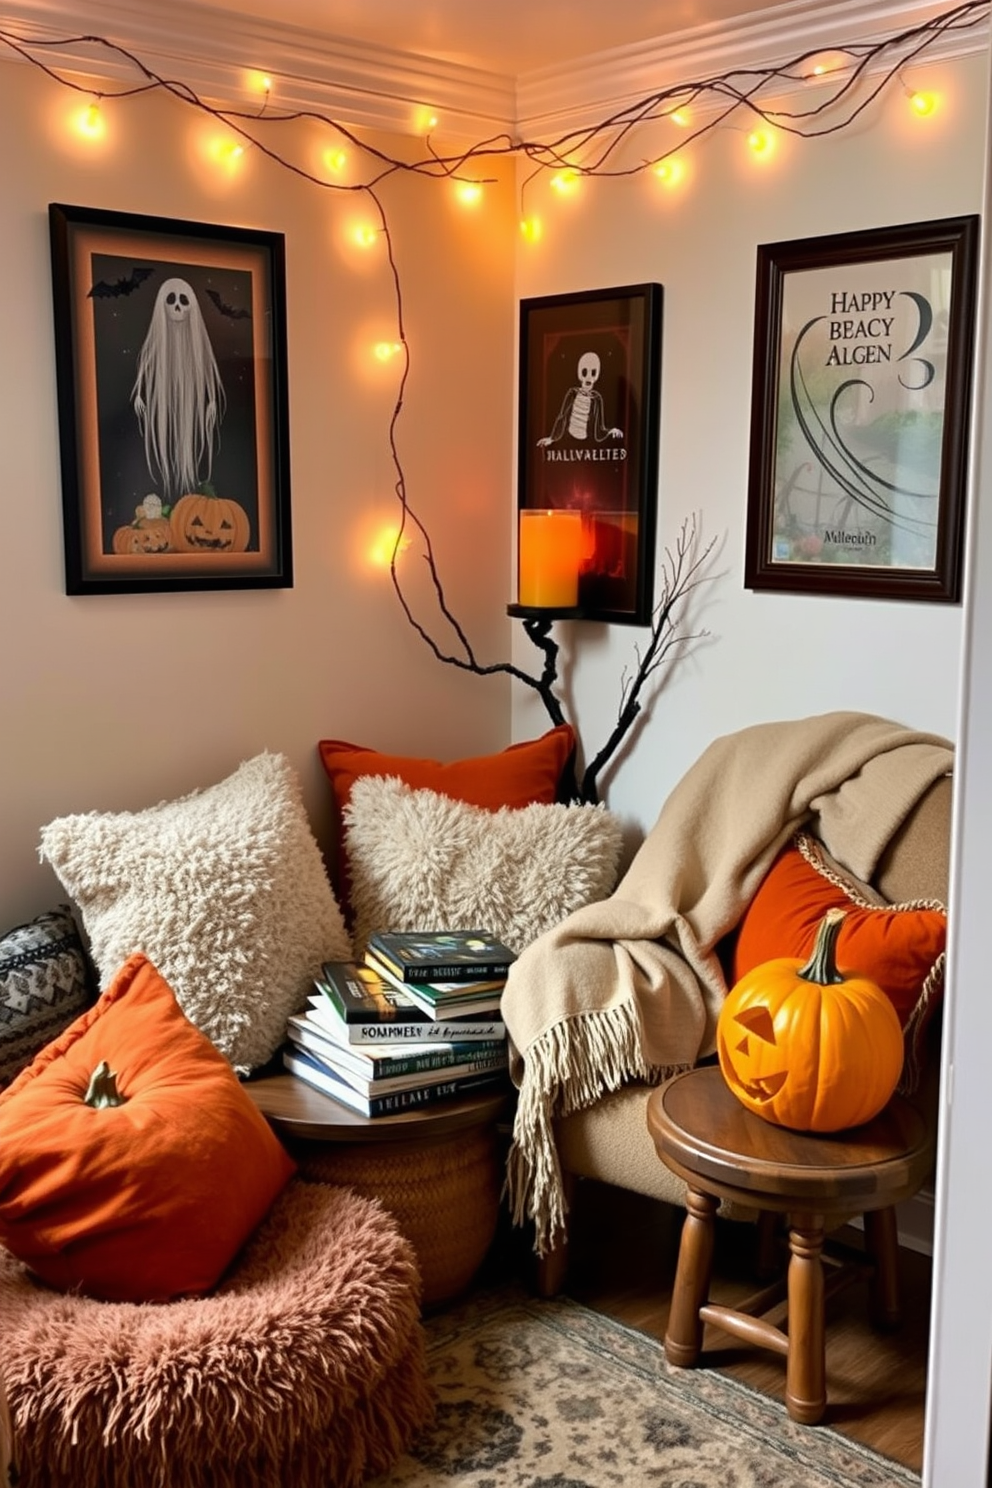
88 266 155 299
205 288 252 321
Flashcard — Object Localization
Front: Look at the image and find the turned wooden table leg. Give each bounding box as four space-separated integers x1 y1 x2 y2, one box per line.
785 1214 827 1425
865 1206 902 1330
665 1187 718 1367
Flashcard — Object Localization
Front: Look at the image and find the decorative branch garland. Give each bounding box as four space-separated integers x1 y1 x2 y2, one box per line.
1 2 984 802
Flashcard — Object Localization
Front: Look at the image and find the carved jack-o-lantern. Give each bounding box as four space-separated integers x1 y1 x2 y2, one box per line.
170 492 251 553
111 516 174 554
716 908 904 1133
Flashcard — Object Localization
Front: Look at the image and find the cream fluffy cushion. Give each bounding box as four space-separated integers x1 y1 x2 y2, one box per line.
344 775 624 957
39 753 351 1072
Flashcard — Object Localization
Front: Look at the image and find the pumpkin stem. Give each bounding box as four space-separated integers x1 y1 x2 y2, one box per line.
84 1060 127 1109
797 907 847 986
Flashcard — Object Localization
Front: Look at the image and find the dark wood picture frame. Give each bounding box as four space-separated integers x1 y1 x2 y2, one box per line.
513 282 663 625
49 203 292 594
745 215 979 603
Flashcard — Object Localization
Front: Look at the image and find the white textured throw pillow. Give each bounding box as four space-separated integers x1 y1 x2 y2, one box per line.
39 753 350 1072
344 775 624 957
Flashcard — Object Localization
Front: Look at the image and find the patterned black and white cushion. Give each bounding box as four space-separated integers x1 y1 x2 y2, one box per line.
0 906 94 1087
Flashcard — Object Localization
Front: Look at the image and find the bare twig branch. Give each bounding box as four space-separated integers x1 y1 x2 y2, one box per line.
578 515 718 803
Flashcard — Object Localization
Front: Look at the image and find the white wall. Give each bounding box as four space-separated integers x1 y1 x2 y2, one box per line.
0 58 517 926
925 40 992 1481
513 50 989 850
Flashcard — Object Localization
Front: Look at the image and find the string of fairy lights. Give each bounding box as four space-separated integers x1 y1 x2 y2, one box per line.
0 1 988 677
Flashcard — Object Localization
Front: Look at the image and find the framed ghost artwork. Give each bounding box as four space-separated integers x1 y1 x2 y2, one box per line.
48 203 292 594
513 283 663 625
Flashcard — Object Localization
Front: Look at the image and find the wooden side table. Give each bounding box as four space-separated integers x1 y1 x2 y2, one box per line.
246 1074 511 1308
646 1066 932 1424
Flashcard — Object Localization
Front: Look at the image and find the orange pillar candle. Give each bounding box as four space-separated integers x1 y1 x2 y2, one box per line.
518 509 582 608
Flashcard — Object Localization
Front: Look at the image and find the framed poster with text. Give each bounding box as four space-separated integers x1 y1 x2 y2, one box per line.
744 216 979 602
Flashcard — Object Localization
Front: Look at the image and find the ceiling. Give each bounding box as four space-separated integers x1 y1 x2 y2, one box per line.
166 0 783 76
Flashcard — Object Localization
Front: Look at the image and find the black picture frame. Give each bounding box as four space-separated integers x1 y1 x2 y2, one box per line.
744 216 979 603
49 203 293 594
513 282 663 625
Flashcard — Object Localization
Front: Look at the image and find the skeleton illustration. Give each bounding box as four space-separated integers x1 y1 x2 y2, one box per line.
131 278 226 501
537 351 623 447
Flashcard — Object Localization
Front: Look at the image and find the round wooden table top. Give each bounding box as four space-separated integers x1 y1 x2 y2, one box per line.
246 1072 512 1145
646 1066 932 1215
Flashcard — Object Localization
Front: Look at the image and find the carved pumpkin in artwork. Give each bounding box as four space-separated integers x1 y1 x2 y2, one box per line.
716 908 904 1133
111 515 173 554
170 490 251 553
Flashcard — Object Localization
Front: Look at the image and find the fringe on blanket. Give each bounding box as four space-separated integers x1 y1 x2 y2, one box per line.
504 1000 684 1255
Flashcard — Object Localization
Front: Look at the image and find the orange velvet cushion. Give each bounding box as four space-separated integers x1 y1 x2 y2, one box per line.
732 833 946 1087
318 724 576 909
0 954 295 1302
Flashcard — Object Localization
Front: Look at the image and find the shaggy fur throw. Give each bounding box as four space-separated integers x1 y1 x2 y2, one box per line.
38 753 351 1072
343 776 624 957
0 1179 432 1488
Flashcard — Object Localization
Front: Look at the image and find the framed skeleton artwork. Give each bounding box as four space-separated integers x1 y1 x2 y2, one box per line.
48 204 292 594
513 283 663 625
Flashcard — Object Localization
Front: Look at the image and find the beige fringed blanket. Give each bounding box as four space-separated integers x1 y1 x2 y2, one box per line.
502 711 954 1253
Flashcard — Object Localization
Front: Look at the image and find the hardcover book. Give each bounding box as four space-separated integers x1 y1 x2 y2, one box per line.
365 929 516 985
398 979 504 1022
306 995 507 1046
363 951 505 1014
316 961 431 1023
282 1045 509 1118
286 1013 507 1085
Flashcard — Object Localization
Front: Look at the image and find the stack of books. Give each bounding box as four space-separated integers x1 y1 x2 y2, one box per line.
282 929 516 1117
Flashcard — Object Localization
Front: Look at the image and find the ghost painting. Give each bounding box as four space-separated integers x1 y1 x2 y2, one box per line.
131 278 226 503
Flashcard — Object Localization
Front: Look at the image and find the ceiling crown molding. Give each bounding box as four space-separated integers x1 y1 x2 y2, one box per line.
0 0 985 145
0 0 518 140
516 0 989 138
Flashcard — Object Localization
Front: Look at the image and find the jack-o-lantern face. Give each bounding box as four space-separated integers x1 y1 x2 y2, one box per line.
170 492 251 554
716 909 904 1133
720 1005 788 1104
111 517 173 555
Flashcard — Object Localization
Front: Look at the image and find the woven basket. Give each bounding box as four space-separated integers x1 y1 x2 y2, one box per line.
290 1124 501 1307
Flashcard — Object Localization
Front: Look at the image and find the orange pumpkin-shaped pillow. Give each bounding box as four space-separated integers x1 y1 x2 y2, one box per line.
0 954 295 1301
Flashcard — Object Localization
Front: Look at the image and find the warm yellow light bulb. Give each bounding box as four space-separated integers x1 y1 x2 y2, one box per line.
373 341 403 362
324 148 348 174
748 128 773 156
369 526 411 568
520 215 543 243
653 157 685 187
74 100 105 140
550 168 580 195
910 90 937 117
455 181 483 206
353 224 380 248
248 69 272 96
206 133 247 171
805 51 845 79
670 109 690 127
414 105 439 134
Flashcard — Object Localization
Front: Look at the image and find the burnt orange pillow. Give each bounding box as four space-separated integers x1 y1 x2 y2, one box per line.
0 954 295 1302
318 724 576 909
732 833 946 1087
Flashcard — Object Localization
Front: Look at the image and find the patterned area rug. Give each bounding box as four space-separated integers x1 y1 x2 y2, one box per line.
368 1287 920 1488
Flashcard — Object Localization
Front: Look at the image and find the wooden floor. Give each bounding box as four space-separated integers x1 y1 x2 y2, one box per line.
479 1176 932 1475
